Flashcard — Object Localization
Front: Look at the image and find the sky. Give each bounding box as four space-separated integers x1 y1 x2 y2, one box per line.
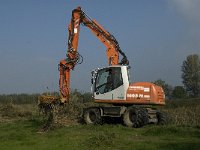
0 0 199 94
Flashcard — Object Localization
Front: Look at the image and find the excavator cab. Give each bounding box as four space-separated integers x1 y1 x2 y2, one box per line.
91 65 130 101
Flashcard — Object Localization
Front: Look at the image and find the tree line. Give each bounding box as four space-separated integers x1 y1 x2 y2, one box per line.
0 91 93 104
154 54 200 99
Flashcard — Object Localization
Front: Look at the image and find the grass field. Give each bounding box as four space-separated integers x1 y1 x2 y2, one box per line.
0 96 200 150
0 119 200 150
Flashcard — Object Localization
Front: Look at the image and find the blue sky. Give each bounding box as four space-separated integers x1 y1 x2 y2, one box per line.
0 0 199 94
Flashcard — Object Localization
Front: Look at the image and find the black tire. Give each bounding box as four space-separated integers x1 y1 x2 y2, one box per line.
140 108 149 126
123 107 148 128
83 108 102 125
156 111 169 125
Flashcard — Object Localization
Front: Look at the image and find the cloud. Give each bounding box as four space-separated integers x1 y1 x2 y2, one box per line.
168 0 200 24
167 0 200 52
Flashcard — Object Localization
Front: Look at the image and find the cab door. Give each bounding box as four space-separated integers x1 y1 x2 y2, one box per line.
93 67 125 100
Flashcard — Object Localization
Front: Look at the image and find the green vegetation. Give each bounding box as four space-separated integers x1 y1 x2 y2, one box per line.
172 86 187 99
0 94 38 104
0 94 200 150
0 120 200 150
163 98 200 126
182 54 200 97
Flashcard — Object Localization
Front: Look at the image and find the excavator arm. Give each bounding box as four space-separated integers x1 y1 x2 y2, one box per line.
59 6 129 103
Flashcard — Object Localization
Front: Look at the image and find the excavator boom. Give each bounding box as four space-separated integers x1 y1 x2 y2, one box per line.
59 7 129 103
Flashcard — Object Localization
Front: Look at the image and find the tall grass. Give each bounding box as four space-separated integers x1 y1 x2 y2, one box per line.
164 98 200 126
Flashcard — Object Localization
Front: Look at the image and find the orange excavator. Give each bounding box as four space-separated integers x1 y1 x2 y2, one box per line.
40 7 167 127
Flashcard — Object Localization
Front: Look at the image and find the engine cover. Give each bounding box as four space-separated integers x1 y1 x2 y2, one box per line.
126 82 165 105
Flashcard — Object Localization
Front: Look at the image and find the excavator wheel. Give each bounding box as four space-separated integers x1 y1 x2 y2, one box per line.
83 108 102 125
123 106 148 128
156 111 169 125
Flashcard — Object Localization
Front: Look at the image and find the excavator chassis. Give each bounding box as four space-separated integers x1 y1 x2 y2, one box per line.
83 105 168 127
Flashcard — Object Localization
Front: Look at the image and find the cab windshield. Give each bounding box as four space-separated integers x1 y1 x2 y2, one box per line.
95 67 123 94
